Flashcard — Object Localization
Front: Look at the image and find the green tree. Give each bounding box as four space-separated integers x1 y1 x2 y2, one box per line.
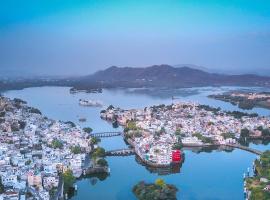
97 158 108 167
51 139 63 149
160 127 166 133
155 179 165 187
262 129 270 137
174 129 181 136
257 126 264 131
92 147 106 158
192 133 213 144
70 146 81 154
133 181 178 200
0 111 5 117
63 169 75 193
19 120 26 129
172 143 182 150
134 131 142 138
25 160 31 165
65 121 76 127
221 132 235 139
250 188 270 200
0 177 4 194
107 105 114 110
29 107 42 115
127 121 137 130
11 122 20 132
91 137 101 145
241 128 250 138
83 127 93 133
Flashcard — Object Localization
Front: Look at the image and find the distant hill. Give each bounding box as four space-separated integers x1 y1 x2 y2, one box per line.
1 65 270 92
75 64 270 88
174 64 270 76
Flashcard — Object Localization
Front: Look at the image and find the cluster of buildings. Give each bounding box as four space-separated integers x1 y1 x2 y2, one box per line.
133 132 181 166
101 102 270 166
231 92 270 101
0 97 92 200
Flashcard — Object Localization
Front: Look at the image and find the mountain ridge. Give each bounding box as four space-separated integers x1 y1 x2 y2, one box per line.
75 64 270 89
1 65 269 92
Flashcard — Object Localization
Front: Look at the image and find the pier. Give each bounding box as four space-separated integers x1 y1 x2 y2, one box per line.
106 148 135 156
91 131 122 138
182 143 263 155
225 144 262 155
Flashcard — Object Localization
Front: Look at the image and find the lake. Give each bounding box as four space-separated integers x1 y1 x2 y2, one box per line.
3 86 270 200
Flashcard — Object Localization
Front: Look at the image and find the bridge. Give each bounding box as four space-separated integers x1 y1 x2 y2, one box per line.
106 148 135 156
225 144 262 155
91 131 122 138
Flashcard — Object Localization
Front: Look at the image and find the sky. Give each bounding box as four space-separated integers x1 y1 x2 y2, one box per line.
0 0 270 77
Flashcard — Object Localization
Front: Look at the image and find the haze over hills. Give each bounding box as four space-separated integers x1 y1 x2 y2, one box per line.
1 64 270 91
75 64 270 89
173 64 270 76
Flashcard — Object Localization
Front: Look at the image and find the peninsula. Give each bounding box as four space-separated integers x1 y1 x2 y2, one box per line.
245 151 270 199
0 96 106 200
209 91 270 110
101 102 270 167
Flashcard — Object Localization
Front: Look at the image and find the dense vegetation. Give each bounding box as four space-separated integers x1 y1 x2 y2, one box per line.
28 107 42 115
124 121 142 138
83 127 93 133
97 158 108 167
0 177 4 194
225 111 258 119
246 151 270 200
133 179 178 200
209 93 270 110
193 133 214 144
92 147 106 159
65 121 76 128
198 105 221 113
91 137 101 145
63 169 76 194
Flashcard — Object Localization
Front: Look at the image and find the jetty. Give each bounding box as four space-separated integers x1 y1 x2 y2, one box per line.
183 143 263 155
225 144 262 155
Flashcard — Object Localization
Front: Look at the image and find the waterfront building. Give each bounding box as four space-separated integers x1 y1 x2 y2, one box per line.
172 150 182 163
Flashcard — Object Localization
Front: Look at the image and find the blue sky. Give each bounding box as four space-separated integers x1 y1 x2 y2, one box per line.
0 0 270 76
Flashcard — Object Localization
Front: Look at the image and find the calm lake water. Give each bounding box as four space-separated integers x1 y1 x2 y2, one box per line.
3 86 270 200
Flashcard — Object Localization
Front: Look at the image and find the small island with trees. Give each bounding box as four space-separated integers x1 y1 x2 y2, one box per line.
209 91 270 110
133 179 178 200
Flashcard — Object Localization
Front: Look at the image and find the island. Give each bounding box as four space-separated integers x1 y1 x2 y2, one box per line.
209 91 270 110
0 96 108 200
133 178 178 200
101 102 270 167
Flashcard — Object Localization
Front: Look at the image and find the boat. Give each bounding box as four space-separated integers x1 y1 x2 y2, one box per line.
79 99 103 107
79 118 87 122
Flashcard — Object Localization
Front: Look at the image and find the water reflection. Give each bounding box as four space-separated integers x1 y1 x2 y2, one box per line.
183 146 234 154
135 155 183 175
123 88 200 99
3 86 270 200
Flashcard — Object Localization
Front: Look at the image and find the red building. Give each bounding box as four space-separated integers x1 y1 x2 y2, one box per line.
171 150 182 163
